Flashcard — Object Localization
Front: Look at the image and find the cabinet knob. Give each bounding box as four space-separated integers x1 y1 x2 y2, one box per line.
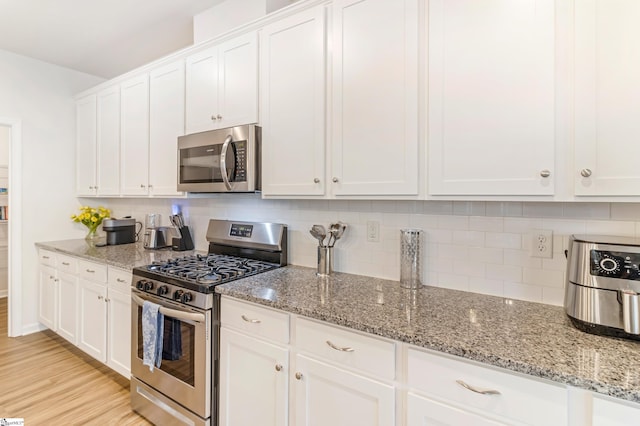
580 168 592 178
217 114 223 120
140 184 146 189
97 295 103 300
314 178 320 184
275 364 283 372
540 170 551 178
211 115 217 121
148 184 153 189
332 177 339 183
295 372 303 380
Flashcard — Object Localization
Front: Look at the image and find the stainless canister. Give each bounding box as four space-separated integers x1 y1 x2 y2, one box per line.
317 246 333 276
400 229 422 289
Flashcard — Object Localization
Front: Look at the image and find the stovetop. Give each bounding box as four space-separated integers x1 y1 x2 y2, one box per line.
133 253 280 294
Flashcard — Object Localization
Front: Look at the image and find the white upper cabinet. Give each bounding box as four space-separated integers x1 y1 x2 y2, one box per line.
331 0 419 196
260 5 327 196
120 74 150 196
149 60 185 196
185 31 258 134
574 0 640 196
427 0 556 196
76 94 97 196
96 86 121 196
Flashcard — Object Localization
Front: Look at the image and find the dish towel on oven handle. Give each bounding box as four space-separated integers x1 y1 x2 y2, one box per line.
142 300 164 371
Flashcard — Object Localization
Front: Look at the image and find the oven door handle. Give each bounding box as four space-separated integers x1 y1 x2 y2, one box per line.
132 294 206 323
219 134 233 191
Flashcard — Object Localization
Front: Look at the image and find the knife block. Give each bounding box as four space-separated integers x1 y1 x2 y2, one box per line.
172 226 195 251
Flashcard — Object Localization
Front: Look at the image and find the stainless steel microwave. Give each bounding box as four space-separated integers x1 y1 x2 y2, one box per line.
177 124 261 193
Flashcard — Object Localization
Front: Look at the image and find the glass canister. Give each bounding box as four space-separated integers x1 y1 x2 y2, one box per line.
400 229 422 289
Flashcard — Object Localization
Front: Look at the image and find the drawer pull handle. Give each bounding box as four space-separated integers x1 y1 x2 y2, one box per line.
86 269 95 273
326 340 354 352
456 380 501 395
42 256 50 259
117 278 127 283
62 262 70 266
241 315 261 324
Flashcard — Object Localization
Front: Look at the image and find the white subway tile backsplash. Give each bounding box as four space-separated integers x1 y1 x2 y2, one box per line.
485 232 522 249
107 198 639 308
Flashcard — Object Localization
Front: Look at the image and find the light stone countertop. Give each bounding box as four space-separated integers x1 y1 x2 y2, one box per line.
35 239 201 270
215 265 640 404
33 240 640 404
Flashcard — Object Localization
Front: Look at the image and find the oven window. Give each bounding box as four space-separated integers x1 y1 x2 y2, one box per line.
137 306 196 386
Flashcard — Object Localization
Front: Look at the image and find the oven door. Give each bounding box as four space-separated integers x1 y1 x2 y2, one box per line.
131 289 211 419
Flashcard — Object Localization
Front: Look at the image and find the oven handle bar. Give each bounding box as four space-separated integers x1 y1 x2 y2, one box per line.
131 294 206 323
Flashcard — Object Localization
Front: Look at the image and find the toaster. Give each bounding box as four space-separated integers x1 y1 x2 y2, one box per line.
565 234 640 340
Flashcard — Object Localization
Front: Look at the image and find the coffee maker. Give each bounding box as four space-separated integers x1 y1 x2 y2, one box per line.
143 214 177 249
102 217 141 245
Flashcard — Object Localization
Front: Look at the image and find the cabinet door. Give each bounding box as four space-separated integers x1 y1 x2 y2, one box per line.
219 328 288 426
293 354 395 426
107 287 131 378
185 45 219 134
149 60 185 196
38 265 57 330
331 0 419 196
217 31 259 129
574 0 640 196
76 94 97 196
96 86 121 196
56 271 79 345
428 0 555 196
120 74 150 196
593 395 640 426
260 6 326 196
407 392 506 426
78 280 107 362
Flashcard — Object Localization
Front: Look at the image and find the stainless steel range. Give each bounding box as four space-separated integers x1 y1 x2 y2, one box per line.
130 219 287 426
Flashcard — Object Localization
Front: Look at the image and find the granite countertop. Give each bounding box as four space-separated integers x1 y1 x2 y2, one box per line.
33 240 640 403
216 266 640 404
35 239 201 270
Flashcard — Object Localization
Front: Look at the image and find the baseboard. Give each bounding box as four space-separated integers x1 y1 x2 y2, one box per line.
21 322 47 335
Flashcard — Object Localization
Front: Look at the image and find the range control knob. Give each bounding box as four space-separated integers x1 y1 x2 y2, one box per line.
173 289 184 301
181 292 193 303
143 281 154 291
136 280 145 290
157 285 169 296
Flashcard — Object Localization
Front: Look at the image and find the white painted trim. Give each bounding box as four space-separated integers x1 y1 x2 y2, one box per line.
0 117 22 337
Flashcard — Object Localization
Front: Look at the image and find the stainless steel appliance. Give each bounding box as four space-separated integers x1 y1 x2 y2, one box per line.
565 234 640 340
102 217 141 245
130 219 287 426
177 124 261 193
143 213 178 249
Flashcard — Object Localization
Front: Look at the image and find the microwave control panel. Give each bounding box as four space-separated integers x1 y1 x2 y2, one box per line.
233 141 247 182
590 250 640 280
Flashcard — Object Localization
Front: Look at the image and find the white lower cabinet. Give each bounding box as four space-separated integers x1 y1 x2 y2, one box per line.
406 347 567 426
37 249 131 378
592 395 640 426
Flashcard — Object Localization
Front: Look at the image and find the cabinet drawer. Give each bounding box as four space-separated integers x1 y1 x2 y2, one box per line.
407 347 567 425
77 259 107 283
295 317 395 381
221 297 290 344
39 249 56 267
108 266 132 293
57 254 78 274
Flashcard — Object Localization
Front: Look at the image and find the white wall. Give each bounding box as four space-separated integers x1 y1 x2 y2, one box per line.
0 48 104 334
100 196 640 307
193 0 297 43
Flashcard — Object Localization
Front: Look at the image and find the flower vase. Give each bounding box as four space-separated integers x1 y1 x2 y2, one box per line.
85 227 99 242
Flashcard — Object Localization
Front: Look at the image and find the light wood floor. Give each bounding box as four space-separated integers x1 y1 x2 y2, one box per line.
0 297 152 425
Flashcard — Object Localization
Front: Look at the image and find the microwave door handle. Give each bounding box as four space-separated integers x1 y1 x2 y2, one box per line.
219 134 233 191
131 294 205 323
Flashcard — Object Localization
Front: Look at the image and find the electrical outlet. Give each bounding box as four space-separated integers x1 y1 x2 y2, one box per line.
367 221 380 242
530 229 553 258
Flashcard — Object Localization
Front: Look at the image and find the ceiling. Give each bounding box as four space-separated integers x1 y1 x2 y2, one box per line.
0 0 226 79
